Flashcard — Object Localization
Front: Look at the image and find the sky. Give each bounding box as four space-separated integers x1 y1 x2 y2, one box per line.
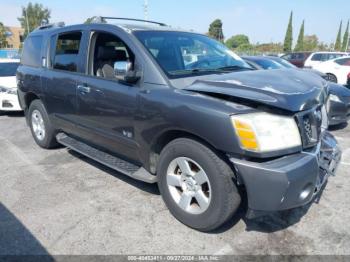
0 0 349 45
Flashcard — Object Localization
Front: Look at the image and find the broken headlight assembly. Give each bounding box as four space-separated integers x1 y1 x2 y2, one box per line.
231 112 302 153
329 94 341 103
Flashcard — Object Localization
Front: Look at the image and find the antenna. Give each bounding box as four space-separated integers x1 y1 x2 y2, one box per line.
143 0 149 20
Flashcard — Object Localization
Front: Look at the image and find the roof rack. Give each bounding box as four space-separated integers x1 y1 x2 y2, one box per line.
93 16 167 27
37 22 65 30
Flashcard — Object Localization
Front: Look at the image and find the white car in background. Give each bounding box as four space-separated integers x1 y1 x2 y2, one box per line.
0 59 22 112
304 52 348 69
313 56 350 85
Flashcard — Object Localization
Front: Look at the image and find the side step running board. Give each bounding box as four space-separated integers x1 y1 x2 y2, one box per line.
56 133 157 183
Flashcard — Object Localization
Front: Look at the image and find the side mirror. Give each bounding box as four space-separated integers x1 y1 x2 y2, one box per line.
114 61 140 83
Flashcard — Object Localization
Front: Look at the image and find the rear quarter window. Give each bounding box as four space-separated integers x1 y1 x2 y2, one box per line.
52 32 82 72
21 36 43 67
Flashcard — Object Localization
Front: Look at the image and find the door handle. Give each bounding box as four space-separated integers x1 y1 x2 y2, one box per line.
77 85 91 94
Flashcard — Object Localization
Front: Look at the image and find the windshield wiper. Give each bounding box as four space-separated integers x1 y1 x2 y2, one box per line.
170 68 222 75
217 65 254 71
169 66 253 76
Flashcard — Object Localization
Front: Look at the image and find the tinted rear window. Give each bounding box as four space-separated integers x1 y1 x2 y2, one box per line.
53 32 82 72
21 36 43 67
0 62 20 77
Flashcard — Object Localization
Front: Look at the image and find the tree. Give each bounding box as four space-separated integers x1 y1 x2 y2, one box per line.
0 22 8 48
84 16 106 24
283 11 293 52
17 2 51 38
208 19 224 42
255 43 284 54
235 43 254 53
225 34 250 49
342 20 349 51
303 35 318 51
294 20 305 51
317 42 330 51
334 21 342 51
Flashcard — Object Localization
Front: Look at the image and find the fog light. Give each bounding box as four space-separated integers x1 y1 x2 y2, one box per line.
299 184 313 201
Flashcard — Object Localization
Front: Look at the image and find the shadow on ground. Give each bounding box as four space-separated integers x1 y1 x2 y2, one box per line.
0 111 25 118
328 122 348 131
0 203 53 259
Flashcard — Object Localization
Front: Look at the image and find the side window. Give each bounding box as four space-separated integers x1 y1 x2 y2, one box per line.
311 53 322 61
21 36 43 67
335 58 350 66
281 54 291 60
89 32 135 79
295 53 304 59
53 32 82 72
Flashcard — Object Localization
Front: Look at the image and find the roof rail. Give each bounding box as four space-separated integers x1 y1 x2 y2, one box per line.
37 22 65 30
94 16 167 26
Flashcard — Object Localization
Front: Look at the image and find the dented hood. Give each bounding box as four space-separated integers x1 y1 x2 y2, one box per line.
184 69 328 112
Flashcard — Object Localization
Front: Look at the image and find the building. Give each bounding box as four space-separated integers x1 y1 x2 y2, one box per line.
4 26 24 49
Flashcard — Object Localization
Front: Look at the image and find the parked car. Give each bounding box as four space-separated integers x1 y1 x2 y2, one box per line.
327 83 350 126
313 56 350 85
17 18 341 231
244 56 350 126
0 58 22 113
243 56 293 70
280 52 312 68
304 52 348 69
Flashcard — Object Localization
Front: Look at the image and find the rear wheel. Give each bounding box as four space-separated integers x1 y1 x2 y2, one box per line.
28 100 58 149
157 138 241 231
326 73 338 83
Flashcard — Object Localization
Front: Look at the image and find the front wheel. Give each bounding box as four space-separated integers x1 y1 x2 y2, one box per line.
326 73 338 83
157 138 241 231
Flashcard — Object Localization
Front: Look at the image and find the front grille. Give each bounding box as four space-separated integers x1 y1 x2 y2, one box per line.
295 107 323 149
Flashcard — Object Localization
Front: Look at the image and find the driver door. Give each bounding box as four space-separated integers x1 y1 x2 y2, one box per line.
75 31 140 162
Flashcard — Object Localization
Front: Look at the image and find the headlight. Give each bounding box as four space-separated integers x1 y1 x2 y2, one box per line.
231 112 302 153
329 94 341 103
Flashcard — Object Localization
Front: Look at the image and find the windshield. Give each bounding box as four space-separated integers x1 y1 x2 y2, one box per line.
252 58 284 70
134 31 252 78
273 57 296 68
0 62 19 77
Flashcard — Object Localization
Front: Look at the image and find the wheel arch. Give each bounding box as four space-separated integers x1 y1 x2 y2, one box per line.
149 129 236 178
24 92 40 109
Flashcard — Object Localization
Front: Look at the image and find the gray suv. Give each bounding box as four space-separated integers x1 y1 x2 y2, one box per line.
17 18 341 231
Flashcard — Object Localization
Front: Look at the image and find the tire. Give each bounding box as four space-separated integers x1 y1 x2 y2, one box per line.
157 138 241 231
28 100 58 149
326 73 337 83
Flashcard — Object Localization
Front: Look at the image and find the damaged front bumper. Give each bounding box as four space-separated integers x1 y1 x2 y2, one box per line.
229 131 341 219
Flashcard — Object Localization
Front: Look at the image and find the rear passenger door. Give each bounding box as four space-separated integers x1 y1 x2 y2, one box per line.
43 30 88 134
